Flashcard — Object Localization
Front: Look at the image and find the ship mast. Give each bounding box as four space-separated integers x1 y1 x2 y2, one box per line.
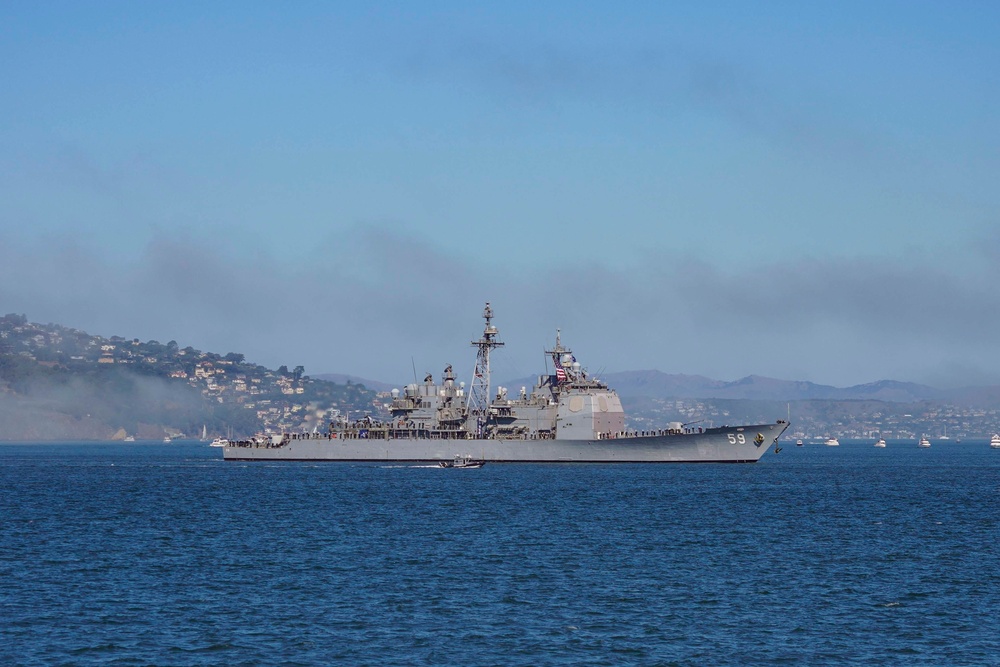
547 328 571 386
468 302 504 419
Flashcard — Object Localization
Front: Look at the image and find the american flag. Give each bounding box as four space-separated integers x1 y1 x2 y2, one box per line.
555 359 566 383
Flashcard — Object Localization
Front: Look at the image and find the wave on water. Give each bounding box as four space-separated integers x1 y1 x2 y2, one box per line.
2 441 999 665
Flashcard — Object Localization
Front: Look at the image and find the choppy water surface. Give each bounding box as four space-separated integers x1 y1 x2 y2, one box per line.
3 441 1000 665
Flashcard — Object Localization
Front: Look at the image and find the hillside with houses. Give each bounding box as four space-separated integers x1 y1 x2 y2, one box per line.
0 313 380 441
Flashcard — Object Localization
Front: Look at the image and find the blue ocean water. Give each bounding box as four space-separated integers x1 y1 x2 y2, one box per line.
2 441 1000 666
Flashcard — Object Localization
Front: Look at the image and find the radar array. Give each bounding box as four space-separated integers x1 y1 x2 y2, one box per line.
468 302 504 418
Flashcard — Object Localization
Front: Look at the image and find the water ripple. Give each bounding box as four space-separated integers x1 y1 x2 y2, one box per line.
2 442 1000 665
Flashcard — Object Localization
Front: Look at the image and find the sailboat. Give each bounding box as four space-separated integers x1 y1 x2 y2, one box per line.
201 425 208 441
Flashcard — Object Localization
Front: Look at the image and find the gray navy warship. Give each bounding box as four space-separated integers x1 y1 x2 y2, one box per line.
224 303 788 463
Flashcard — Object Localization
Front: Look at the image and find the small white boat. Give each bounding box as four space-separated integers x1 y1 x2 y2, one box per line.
990 434 1000 449
918 436 931 448
163 436 172 443
874 438 886 448
124 435 135 442
210 437 228 448
824 437 840 446
795 439 803 447
439 456 485 469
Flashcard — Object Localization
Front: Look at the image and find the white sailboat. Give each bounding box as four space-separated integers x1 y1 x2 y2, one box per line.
201 425 208 441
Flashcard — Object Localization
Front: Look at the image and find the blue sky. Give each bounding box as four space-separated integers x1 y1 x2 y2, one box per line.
2 2 999 388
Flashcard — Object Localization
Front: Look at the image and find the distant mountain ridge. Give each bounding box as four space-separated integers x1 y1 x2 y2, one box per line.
329 365 999 405
599 371 948 403
489 369 987 404
313 373 401 393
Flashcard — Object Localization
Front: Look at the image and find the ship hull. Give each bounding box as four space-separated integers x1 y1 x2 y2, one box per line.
224 422 788 463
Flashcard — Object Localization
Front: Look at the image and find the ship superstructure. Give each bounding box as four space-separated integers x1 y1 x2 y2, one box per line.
224 304 788 463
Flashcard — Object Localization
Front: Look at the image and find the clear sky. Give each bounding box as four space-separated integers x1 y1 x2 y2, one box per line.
2 1 999 388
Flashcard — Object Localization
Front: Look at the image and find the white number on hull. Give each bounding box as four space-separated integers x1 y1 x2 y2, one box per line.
727 433 746 445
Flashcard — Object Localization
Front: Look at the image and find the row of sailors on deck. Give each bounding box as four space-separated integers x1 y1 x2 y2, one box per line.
275 425 706 443
598 427 704 439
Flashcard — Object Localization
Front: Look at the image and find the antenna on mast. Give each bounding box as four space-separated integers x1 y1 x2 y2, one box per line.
468 302 504 418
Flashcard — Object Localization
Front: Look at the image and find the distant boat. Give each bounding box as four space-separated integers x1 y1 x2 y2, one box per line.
825 437 840 446
163 436 172 443
124 435 135 442
211 426 234 447
874 437 886 448
990 434 1000 449
918 435 931 448
201 425 208 441
796 439 803 447
939 426 950 440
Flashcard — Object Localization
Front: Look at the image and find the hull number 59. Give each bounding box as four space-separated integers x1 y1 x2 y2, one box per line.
727 433 746 445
